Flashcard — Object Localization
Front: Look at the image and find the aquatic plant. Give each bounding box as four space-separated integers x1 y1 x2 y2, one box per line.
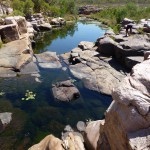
22 90 36 101
0 90 5 96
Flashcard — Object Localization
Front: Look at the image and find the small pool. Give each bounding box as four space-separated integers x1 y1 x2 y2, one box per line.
0 19 111 149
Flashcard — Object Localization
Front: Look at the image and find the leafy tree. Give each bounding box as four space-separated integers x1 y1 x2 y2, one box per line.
24 0 34 16
12 0 25 14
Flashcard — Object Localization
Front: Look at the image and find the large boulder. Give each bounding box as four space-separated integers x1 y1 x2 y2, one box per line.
84 120 105 150
69 60 124 95
29 132 85 150
5 16 27 34
0 24 20 43
14 16 27 34
0 34 33 77
97 36 118 56
29 135 65 150
84 59 150 150
97 34 150 69
52 80 80 101
98 59 150 150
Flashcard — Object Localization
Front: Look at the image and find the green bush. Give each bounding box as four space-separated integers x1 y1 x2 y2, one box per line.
0 41 3 48
90 3 150 30
13 10 24 16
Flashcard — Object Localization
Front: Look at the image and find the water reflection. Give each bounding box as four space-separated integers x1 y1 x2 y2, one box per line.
34 20 106 54
34 23 78 54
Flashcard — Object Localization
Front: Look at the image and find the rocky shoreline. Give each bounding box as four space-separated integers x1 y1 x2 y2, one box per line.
29 18 150 149
0 14 150 149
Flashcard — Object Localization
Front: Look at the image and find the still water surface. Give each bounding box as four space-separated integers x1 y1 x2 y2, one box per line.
0 19 111 149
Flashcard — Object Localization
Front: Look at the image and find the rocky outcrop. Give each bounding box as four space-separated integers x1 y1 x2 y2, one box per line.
29 135 64 150
0 4 13 16
97 34 150 69
0 16 37 77
84 120 105 150
52 80 80 101
29 132 85 150
0 34 32 70
0 24 20 43
27 13 52 31
79 5 102 15
61 41 126 95
0 16 35 43
84 59 150 150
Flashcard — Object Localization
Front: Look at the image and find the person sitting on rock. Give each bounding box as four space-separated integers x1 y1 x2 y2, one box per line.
125 23 133 37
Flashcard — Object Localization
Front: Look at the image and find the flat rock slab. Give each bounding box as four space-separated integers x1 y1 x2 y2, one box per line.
52 80 80 102
0 67 16 77
35 51 62 69
78 41 95 50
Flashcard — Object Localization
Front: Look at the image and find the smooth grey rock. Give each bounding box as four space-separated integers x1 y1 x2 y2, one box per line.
20 62 39 74
35 51 62 69
78 41 95 50
97 36 118 56
0 67 16 77
38 23 52 31
77 121 86 132
0 112 12 125
52 80 80 101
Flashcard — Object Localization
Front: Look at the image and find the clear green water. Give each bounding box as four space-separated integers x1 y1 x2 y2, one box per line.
0 20 111 149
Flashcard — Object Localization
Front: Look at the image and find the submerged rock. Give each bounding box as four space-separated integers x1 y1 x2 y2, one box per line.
97 34 149 69
52 80 80 101
0 112 12 126
77 121 86 132
35 51 62 69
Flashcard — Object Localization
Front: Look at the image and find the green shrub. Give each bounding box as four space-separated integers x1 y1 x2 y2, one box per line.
0 41 3 48
13 10 24 16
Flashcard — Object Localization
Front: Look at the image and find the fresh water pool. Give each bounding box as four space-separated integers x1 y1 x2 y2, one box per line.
0 19 111 149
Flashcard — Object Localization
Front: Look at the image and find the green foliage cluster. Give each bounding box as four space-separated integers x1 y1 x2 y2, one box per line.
11 0 77 17
0 41 3 48
12 0 34 16
90 3 150 33
21 90 36 101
